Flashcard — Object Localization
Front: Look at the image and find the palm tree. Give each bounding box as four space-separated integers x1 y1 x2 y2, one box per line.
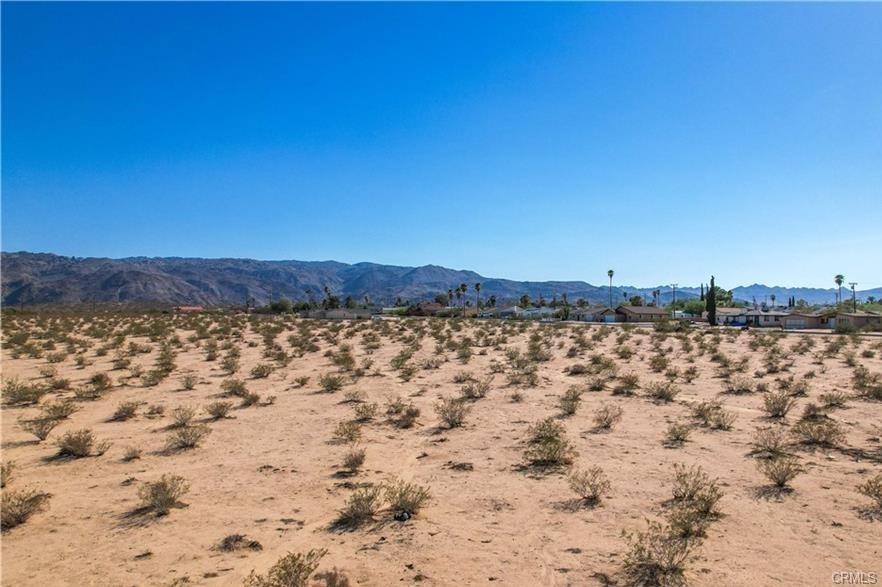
834 274 845 304
607 269 614 308
770 294 776 307
447 288 454 308
455 287 463 310
474 282 481 313
459 283 468 317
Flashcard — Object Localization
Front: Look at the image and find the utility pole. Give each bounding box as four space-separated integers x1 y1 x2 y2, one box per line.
671 283 678 317
849 282 858 312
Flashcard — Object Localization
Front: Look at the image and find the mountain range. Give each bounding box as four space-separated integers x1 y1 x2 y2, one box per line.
2 252 879 308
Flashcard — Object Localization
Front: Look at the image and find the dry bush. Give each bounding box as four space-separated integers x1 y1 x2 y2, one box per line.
762 391 797 419
708 409 736 431
293 376 310 388
122 446 142 461
524 418 575 467
166 424 210 450
319 373 345 393
649 355 669 373
435 396 470 429
40 399 78 420
19 417 58 441
169 406 196 428
111 401 139 422
614 372 641 395
217 533 263 552
724 375 755 394
337 486 383 527
138 474 189 515
334 421 362 443
758 456 804 488
384 479 431 516
664 422 692 447
221 378 248 396
645 381 680 403
751 427 790 458
181 374 198 390
1 462 13 488
690 400 723 427
792 419 844 447
343 446 366 472
55 429 110 458
819 391 848 409
559 386 583 416
353 402 378 422
205 401 233 420
622 520 694 587
461 376 492 400
856 474 882 510
243 549 327 587
671 464 722 519
568 466 610 505
250 363 274 379
2 378 46 406
593 403 624 431
1 488 51 531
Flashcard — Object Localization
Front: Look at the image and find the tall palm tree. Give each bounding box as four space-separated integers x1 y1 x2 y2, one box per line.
459 283 468 317
474 282 481 314
607 269 614 308
770 294 776 307
447 289 454 308
455 287 462 310
834 274 845 304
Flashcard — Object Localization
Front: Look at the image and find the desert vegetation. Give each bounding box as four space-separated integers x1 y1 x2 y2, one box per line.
1 310 880 585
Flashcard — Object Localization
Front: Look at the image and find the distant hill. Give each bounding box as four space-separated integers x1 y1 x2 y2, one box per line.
2 252 879 307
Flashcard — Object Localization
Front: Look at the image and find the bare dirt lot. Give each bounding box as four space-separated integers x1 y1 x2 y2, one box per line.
2 312 881 586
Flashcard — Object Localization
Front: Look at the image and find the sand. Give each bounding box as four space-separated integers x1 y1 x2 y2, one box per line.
1 313 881 586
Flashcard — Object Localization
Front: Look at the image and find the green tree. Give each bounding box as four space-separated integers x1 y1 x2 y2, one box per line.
269 297 293 314
706 276 717 326
519 294 531 309
629 295 643 306
474 282 482 312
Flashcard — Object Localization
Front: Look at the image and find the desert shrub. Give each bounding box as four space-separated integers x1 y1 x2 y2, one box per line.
138 474 189 515
568 466 610 505
671 464 722 519
221 378 248 397
243 549 327 587
614 372 640 395
762 391 797 419
221 355 240 375
690 400 722 427
169 405 196 428
682 366 698 383
140 369 166 387
1 462 13 488
724 375 755 395
819 391 848 409
122 446 142 461
2 378 46 406
55 429 110 458
856 474 882 510
111 401 139 422
622 520 694 587
664 422 692 447
434 396 470 429
645 381 680 403
1 488 51 531
250 363 274 379
89 372 113 392
343 388 366 403
217 533 263 552
751 427 790 458
205 401 233 420
146 404 165 417
239 391 261 407
319 373 345 393
337 486 383 527
708 409 736 431
559 386 583 416
524 418 575 467
461 376 492 400
593 403 624 431
181 374 198 390
293 376 310 388
40 399 78 420
19 417 58 441
384 479 431 515
792 418 844 447
649 355 669 373
757 456 804 488
353 402 378 422
343 446 366 472
166 424 210 450
334 421 362 443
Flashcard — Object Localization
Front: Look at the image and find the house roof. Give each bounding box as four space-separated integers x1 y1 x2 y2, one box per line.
716 307 747 315
745 310 790 317
616 305 667 315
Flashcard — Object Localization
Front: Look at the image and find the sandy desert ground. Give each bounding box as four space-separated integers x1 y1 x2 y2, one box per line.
1 311 881 587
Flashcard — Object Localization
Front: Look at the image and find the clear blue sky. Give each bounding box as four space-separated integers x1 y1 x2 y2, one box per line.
3 2 881 289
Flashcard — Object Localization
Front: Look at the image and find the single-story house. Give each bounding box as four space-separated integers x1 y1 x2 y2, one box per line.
615 305 669 323
521 307 559 320
481 305 522 319
571 306 619 323
834 311 882 330
745 309 790 327
781 312 823 330
704 307 748 326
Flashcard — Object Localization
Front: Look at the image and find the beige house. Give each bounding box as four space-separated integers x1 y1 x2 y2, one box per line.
834 311 882 330
615 305 668 322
